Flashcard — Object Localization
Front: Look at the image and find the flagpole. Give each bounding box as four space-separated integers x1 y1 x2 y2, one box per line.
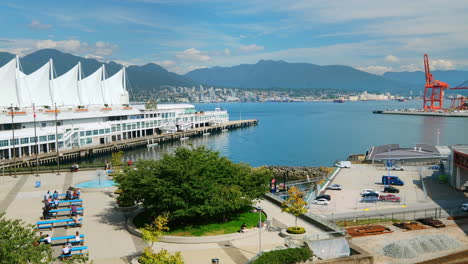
33 103 39 176
11 104 17 178
55 103 60 175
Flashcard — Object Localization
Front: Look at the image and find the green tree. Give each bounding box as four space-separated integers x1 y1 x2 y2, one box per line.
0 213 52 264
111 151 124 171
142 212 170 247
115 146 271 225
281 186 308 228
139 248 184 264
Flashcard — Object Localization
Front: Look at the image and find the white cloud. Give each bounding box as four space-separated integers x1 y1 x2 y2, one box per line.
357 65 393 75
385 55 399 62
28 20 52 30
239 44 264 53
399 64 422 72
175 48 211 62
0 38 118 59
430 59 454 70
156 60 176 68
187 65 207 71
223 48 231 56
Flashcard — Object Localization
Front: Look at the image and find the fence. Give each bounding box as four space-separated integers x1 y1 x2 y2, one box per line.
331 205 468 226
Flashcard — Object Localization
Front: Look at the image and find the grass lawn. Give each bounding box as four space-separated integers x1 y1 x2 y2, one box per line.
134 210 267 237
336 218 402 227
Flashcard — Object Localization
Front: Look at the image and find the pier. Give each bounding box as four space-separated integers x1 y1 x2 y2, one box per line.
373 110 468 118
0 119 258 170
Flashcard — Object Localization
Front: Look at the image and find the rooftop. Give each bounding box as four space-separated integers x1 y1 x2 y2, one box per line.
366 144 447 161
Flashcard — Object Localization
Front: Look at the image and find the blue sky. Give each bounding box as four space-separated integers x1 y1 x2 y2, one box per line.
1 0 467 74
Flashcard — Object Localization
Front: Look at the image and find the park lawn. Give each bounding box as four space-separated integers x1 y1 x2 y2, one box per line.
135 211 266 237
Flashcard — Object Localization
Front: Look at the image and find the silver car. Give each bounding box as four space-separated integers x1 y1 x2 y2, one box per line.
327 184 342 190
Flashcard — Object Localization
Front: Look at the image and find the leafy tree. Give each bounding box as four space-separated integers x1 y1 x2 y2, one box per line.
139 248 184 264
0 213 52 264
111 151 124 171
142 212 170 247
281 186 308 228
115 146 272 225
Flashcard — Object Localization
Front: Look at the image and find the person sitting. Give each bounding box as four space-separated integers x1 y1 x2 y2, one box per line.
53 190 58 200
70 204 78 216
50 198 59 209
65 190 72 200
72 190 77 200
42 207 51 220
240 223 249 233
34 232 45 246
61 244 71 257
75 189 81 199
72 214 82 226
44 234 52 245
73 231 81 244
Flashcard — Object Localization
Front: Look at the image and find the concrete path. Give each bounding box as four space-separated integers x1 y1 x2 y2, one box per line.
0 170 329 264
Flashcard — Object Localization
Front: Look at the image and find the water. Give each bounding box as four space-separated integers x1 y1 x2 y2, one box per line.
83 100 468 167
75 179 116 188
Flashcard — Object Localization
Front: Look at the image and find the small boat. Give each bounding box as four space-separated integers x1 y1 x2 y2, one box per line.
222 129 228 133
180 137 189 141
147 143 158 148
203 132 210 136
333 99 345 103
398 99 408 102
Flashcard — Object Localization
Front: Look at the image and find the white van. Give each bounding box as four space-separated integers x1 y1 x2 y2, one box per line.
336 161 351 168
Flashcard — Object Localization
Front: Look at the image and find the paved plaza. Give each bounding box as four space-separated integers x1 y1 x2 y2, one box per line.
0 170 326 264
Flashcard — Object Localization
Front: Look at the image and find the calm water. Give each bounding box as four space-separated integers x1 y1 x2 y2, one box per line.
85 100 468 167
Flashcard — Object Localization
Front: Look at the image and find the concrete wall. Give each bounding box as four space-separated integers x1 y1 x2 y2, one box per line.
304 244 374 264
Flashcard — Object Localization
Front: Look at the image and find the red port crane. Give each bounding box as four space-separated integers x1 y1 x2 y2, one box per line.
423 54 468 111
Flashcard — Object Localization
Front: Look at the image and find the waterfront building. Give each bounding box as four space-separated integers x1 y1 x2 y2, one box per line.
448 145 468 190
0 57 229 159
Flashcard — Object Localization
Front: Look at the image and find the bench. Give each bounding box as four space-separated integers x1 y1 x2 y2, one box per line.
40 234 85 245
48 207 84 218
59 246 88 259
58 199 83 207
36 218 83 230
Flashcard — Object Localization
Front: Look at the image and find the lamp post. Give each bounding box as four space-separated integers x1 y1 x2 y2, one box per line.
257 207 262 254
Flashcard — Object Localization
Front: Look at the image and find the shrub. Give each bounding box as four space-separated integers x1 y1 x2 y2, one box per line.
286 226 306 234
252 247 312 264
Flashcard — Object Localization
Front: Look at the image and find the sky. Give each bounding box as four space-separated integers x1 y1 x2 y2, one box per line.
0 0 467 75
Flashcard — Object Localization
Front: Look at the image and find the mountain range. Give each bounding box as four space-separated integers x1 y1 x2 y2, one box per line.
0 49 467 95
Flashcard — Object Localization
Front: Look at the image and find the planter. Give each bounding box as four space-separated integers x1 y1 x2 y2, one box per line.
114 204 139 212
280 228 306 240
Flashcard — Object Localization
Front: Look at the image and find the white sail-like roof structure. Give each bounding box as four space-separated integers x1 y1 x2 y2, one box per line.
102 68 129 105
51 64 80 106
79 66 104 106
0 57 129 108
0 58 19 107
17 61 52 107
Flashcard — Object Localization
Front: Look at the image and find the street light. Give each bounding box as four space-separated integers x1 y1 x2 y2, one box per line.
257 207 262 254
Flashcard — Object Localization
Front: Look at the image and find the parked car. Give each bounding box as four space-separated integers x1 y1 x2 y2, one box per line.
379 194 401 202
361 189 379 196
383 186 400 193
362 192 379 197
361 196 378 203
312 198 330 205
327 184 342 190
429 165 440 170
462 203 468 212
391 165 404 171
315 195 331 201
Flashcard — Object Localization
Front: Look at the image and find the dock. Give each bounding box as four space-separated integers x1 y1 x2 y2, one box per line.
1 119 258 169
373 110 468 118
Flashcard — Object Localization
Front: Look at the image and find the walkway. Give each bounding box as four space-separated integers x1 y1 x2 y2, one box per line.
0 170 328 264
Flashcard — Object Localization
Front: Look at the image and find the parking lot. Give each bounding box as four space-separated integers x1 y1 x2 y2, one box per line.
309 164 467 217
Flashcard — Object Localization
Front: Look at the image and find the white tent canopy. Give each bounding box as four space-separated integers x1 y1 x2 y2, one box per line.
0 57 129 108
17 61 52 107
78 66 104 106
102 68 128 105
0 58 19 107
51 64 80 106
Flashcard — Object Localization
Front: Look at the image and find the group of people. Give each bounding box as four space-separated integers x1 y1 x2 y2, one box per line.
60 231 82 256
65 188 81 200
70 163 80 172
41 189 81 220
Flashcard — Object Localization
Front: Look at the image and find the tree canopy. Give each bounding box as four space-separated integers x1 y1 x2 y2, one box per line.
0 213 52 264
115 146 272 225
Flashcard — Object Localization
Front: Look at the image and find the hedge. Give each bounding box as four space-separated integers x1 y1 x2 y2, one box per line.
252 247 312 264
